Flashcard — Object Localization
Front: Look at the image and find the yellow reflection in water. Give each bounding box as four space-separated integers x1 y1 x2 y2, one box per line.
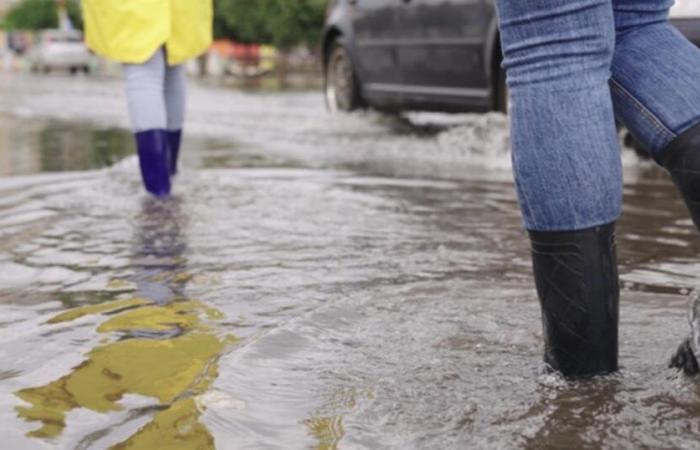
16 297 234 449
305 415 345 450
46 297 150 325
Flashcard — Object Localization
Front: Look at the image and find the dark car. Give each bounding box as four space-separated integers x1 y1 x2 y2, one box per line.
322 0 700 114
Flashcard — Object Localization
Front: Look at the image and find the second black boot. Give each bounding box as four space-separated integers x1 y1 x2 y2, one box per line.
661 123 700 374
661 122 700 228
529 223 620 378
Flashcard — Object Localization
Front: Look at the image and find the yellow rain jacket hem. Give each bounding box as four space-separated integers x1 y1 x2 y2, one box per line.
82 0 213 66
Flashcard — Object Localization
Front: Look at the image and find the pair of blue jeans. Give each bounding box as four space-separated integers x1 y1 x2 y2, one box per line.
496 0 700 231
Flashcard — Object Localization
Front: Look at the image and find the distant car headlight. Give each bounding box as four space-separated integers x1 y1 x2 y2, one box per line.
670 0 700 19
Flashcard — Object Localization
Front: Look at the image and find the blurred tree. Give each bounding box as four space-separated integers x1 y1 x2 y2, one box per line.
66 0 83 30
215 0 272 43
3 0 58 30
215 0 327 84
216 0 326 49
2 0 82 31
213 7 243 41
4 0 325 44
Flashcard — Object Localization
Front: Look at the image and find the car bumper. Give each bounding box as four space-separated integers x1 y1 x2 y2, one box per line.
671 18 700 47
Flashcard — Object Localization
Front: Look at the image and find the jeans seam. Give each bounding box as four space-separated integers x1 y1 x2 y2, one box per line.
610 77 676 142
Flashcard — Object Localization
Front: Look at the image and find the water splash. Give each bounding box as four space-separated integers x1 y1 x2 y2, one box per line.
688 289 700 358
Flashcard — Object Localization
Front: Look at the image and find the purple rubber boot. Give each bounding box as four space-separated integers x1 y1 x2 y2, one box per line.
167 130 182 176
135 129 171 197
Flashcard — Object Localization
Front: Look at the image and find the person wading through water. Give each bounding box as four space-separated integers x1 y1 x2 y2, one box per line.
81 0 213 197
495 0 700 378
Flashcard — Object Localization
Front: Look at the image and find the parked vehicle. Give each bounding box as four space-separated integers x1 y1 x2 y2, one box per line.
323 0 700 114
29 30 92 74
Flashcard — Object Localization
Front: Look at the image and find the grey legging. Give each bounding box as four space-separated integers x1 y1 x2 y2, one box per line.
123 48 186 132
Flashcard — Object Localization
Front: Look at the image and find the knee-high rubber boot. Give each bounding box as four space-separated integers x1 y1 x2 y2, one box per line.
135 129 171 197
529 223 619 378
167 130 182 176
661 122 700 228
662 123 700 374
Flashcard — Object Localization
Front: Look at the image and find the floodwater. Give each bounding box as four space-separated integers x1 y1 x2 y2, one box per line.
0 76 700 449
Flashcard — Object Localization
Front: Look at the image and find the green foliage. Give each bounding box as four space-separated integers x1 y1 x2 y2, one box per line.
2 0 325 47
215 0 327 49
2 0 82 31
213 13 236 41
3 0 57 30
66 0 83 31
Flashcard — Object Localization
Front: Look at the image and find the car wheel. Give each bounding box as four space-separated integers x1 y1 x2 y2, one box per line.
496 67 508 114
82 65 90 74
325 40 362 112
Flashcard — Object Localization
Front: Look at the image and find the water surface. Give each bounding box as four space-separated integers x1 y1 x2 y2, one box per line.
0 92 699 449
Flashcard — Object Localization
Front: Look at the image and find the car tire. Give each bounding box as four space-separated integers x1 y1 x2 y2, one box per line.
325 40 362 112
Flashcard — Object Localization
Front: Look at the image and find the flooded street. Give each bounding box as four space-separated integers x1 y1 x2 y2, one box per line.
1 74 700 449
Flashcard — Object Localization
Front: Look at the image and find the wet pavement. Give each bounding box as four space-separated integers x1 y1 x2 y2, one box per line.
0 74 699 449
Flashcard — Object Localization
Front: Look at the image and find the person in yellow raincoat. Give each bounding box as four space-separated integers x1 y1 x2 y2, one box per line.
81 0 214 197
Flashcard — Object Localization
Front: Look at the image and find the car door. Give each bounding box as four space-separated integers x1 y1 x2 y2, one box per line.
352 0 402 88
396 0 494 103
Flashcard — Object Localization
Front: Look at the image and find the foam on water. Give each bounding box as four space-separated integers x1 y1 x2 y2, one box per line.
0 74 644 182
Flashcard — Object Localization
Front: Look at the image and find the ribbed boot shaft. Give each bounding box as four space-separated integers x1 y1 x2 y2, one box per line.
529 223 619 378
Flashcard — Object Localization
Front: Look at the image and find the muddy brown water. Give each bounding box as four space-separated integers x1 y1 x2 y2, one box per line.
0 102 699 449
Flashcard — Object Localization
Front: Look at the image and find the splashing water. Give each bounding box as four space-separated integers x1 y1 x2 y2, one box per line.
689 289 700 358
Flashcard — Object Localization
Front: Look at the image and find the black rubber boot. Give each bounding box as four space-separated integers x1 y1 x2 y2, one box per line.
669 291 700 375
661 122 700 229
529 223 619 378
661 124 700 374
670 339 699 375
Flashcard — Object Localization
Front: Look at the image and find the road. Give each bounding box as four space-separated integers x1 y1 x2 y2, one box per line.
0 73 698 449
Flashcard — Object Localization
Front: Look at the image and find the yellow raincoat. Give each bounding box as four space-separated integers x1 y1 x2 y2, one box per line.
81 0 213 66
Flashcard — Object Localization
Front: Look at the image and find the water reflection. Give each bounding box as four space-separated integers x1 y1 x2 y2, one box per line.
522 379 625 449
14 197 234 449
305 415 344 450
131 197 189 304
302 387 367 449
0 115 133 176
